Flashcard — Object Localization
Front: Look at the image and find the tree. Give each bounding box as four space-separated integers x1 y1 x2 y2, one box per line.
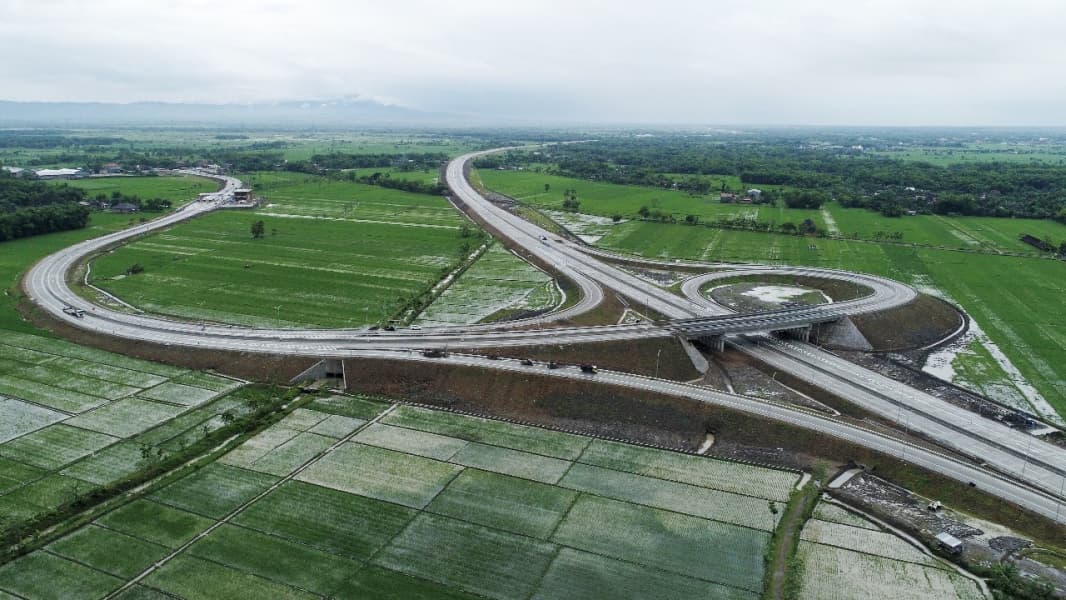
250 220 265 239
458 223 472 238
637 206 650 219
544 183 550 193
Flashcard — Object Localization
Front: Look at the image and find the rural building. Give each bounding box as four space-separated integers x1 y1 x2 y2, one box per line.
746 188 762 201
720 192 738 203
233 188 254 203
934 532 963 554
111 202 139 214
100 163 124 174
2 166 27 176
35 168 85 180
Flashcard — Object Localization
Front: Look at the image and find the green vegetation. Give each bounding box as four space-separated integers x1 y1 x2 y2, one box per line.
62 175 216 205
484 136 1066 220
91 172 480 327
3 401 804 599
478 168 822 229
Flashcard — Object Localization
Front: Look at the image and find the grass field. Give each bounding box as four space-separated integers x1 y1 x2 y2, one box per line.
91 172 478 327
597 221 1066 419
1 400 806 599
60 175 217 204
794 501 983 599
477 169 824 227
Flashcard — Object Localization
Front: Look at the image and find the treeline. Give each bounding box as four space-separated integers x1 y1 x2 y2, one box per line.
0 203 90 242
307 152 448 170
489 138 1066 219
0 173 85 211
359 171 445 195
278 158 446 195
0 172 92 241
0 132 125 149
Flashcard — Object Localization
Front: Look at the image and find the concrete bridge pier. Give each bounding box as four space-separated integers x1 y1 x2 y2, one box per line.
698 335 727 353
290 358 346 387
776 325 812 343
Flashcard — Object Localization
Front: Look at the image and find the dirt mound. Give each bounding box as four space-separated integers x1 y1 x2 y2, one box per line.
465 336 701 381
844 294 963 352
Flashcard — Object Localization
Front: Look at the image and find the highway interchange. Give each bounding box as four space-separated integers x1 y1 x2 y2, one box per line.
21 150 1066 524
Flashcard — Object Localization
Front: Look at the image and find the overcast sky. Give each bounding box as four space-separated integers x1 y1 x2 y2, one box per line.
3 0 1065 125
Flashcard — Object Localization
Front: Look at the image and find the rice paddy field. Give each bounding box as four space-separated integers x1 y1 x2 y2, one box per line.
0 330 245 530
0 400 806 599
477 169 825 227
414 244 561 326
794 501 985 599
91 172 478 327
586 220 1066 420
824 203 1066 253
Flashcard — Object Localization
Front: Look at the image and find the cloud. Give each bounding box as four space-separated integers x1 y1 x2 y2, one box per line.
1 0 1065 124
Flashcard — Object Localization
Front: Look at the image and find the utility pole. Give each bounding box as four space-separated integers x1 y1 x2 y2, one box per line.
275 305 281 328
655 348 662 379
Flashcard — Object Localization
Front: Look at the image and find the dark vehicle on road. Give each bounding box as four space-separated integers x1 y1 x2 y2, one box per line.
520 359 534 366
579 364 598 374
422 349 447 358
547 361 561 369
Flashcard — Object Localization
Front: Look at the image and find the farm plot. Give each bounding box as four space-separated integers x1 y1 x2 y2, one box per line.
552 495 767 592
426 469 577 539
0 396 66 443
558 463 781 531
0 384 250 539
63 175 218 207
375 512 557 600
0 424 117 470
478 169 823 227
793 504 985 600
800 518 941 565
414 243 560 326
295 443 462 508
578 438 799 502
93 173 479 328
381 405 590 459
8 401 801 599
247 172 462 227
0 331 217 417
